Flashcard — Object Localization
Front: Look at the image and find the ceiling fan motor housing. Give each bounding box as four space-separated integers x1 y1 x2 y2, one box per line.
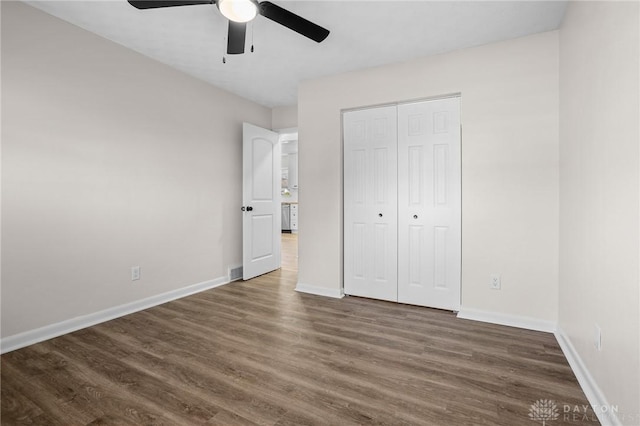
217 0 259 23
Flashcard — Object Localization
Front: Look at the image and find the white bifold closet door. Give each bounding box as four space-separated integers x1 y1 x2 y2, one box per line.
343 97 461 311
397 98 461 310
343 106 398 302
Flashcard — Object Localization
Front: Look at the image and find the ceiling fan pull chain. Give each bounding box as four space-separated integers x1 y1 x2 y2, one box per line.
251 22 255 53
222 32 227 64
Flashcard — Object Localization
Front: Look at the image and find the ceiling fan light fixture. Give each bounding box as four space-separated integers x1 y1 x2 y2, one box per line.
217 0 259 23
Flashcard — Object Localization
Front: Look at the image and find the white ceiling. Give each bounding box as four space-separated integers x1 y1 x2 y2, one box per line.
25 0 567 107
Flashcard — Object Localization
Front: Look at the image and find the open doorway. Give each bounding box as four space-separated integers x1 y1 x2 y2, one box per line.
279 129 299 272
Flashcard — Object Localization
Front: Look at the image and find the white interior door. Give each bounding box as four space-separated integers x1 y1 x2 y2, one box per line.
243 122 281 280
343 106 398 302
397 97 461 310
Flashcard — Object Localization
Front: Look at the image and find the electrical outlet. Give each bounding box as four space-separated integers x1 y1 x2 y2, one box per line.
594 324 602 351
131 266 141 281
490 273 501 290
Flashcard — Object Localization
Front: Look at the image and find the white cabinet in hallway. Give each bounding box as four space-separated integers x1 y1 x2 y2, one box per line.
343 97 461 311
290 204 298 232
281 203 298 233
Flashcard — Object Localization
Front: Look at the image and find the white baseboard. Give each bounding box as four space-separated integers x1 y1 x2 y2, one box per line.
555 327 621 426
456 308 557 333
458 310 620 425
0 276 230 354
295 282 344 299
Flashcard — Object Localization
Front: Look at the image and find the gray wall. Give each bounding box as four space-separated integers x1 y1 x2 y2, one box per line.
1 2 272 337
272 105 298 130
559 1 639 420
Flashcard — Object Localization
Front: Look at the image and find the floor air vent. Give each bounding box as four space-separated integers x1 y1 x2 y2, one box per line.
229 266 243 281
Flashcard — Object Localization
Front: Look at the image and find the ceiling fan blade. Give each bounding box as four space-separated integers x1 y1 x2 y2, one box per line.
227 21 247 54
128 1 212 10
258 1 329 43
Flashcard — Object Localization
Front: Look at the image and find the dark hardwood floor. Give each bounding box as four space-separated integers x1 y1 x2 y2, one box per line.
1 233 597 425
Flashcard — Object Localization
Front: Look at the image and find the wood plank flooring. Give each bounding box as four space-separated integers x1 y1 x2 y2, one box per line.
1 233 597 425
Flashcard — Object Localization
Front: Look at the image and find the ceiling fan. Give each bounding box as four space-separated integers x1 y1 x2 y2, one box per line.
128 0 330 55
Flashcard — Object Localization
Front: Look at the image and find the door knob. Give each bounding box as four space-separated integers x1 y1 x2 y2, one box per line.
247 206 254 211
413 215 418 219
378 213 383 217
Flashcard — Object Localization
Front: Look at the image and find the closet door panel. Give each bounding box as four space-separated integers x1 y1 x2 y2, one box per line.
344 106 398 302
397 98 461 310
